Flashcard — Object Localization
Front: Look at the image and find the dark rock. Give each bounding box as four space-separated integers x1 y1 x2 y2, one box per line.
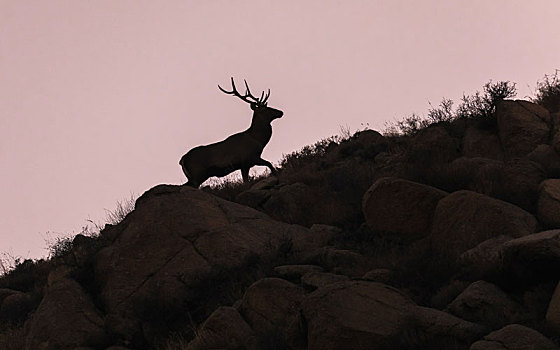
239 278 305 347
362 177 447 239
497 100 551 159
273 265 324 281
431 190 537 259
470 324 557 350
302 281 484 350
23 277 108 350
186 306 257 350
301 271 349 290
447 281 521 329
538 179 560 229
462 125 504 160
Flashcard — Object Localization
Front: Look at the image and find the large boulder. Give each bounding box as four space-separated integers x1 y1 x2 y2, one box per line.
407 126 461 166
446 281 521 329
458 235 512 280
273 265 324 282
528 144 560 178
186 306 257 350
462 125 504 160
546 281 560 332
302 281 484 350
496 100 552 158
503 230 560 281
94 185 315 345
261 182 316 225
0 289 33 324
362 177 447 239
239 278 305 348
447 157 544 211
301 271 349 290
537 179 560 228
497 158 545 212
23 277 108 350
430 190 537 258
470 324 557 350
309 246 368 277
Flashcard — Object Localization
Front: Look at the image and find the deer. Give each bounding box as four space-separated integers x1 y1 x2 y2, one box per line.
180 78 284 188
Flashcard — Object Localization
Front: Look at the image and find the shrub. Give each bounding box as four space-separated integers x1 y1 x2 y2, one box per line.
456 80 517 120
385 80 517 136
533 70 560 113
279 136 339 171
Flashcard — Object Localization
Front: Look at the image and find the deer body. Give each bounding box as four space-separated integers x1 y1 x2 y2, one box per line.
180 78 283 187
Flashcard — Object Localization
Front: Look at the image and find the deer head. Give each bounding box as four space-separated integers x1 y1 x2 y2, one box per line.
218 77 283 123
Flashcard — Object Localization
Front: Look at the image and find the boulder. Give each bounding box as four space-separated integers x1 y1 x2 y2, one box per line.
497 100 552 158
447 157 503 194
458 235 512 280
186 306 257 350
528 144 560 178
498 158 545 212
407 126 461 166
462 125 504 160
362 268 393 283
0 291 32 324
431 190 537 258
446 157 545 211
239 278 305 345
470 324 557 350
430 280 471 310
538 179 560 228
302 281 484 350
0 289 20 305
348 129 388 159
301 271 349 290
446 281 521 329
94 185 314 344
546 281 560 331
23 277 108 350
261 182 316 225
235 188 271 209
290 224 338 256
249 176 279 190
362 177 448 239
503 230 560 280
311 247 368 277
273 265 324 281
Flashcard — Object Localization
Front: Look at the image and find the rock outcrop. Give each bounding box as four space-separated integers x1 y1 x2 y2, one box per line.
497 100 551 158
430 190 537 258
362 177 447 239
5 98 560 349
94 185 315 345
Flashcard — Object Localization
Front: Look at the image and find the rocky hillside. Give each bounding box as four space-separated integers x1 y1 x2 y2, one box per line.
2 94 560 349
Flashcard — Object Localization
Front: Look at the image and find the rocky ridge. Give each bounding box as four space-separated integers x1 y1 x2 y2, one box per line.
1 99 560 349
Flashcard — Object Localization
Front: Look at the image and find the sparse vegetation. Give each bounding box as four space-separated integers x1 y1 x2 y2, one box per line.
533 70 560 113
385 80 517 136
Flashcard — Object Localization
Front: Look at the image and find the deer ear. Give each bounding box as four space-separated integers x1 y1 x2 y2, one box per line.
250 103 258 110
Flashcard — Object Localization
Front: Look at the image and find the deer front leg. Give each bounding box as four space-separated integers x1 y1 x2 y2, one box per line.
256 158 278 175
241 167 250 182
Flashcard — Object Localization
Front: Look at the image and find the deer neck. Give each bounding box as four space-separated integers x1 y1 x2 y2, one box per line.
248 116 273 146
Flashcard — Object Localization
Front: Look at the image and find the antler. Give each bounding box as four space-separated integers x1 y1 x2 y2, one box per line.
218 77 270 106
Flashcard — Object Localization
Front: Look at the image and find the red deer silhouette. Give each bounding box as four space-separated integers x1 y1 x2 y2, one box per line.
180 78 283 187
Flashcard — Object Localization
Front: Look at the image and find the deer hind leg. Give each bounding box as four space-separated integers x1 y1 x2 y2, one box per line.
181 164 202 188
256 158 278 175
241 168 250 182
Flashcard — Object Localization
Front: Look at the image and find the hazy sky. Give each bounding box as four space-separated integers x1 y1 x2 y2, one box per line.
1 1 559 260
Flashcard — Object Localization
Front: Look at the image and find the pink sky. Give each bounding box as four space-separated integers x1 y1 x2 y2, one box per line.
1 1 559 260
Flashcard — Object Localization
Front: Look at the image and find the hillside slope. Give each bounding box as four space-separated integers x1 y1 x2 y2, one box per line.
2 97 560 349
